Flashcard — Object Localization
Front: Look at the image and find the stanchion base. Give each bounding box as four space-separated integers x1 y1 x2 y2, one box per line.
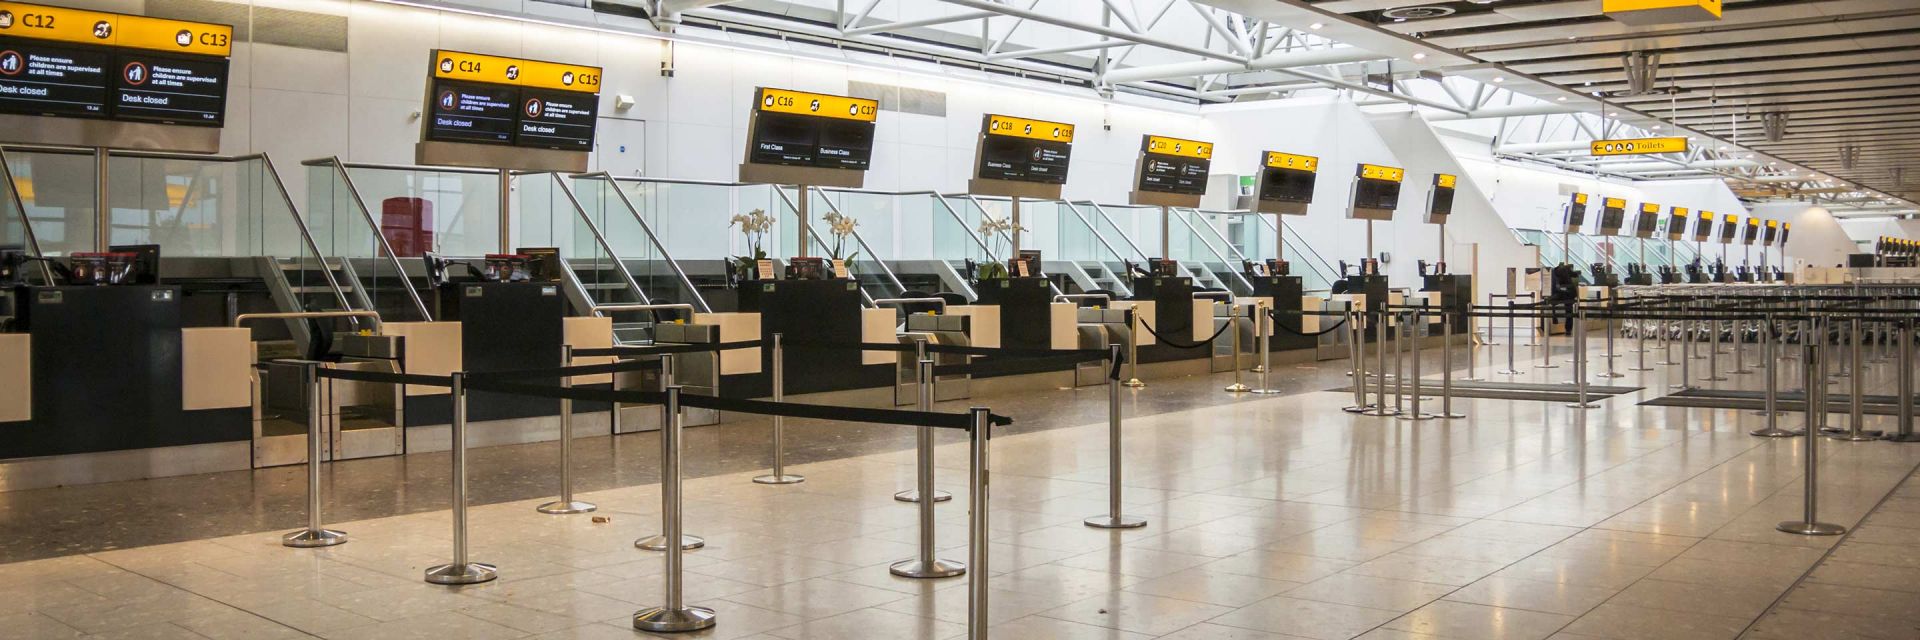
1341 405 1372 413
1250 366 1267 373
1223 383 1252 393
1534 363 1561 369
1884 433 1920 443
1749 428 1803 438
1496 369 1525 376
1564 402 1601 409
1776 521 1846 536
1729 368 1755 375
1596 372 1625 379
424 562 497 585
753 474 806 485
282 528 348 548
1359 408 1401 417
1627 366 1655 372
536 500 597 515
1701 376 1729 382
633 605 717 632
635 535 705 551
1248 388 1284 394
1442 412 1467 419
1084 514 1149 529
894 489 952 503
888 557 966 578
1397 412 1440 421
1122 379 1146 388
1655 360 1680 366
1822 430 1883 442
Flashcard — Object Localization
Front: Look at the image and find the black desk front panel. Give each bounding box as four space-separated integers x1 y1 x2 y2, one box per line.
457 282 565 423
1250 276 1312 351
1 286 247 459
728 278 890 396
973 277 1054 351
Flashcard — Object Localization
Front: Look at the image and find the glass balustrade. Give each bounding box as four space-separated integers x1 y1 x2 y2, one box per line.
808 188 907 302
302 160 438 323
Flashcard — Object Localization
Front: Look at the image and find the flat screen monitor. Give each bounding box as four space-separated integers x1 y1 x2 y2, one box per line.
1693 211 1715 242
425 79 518 145
1597 198 1626 236
1742 218 1760 245
1564 194 1588 233
111 50 230 127
746 87 878 172
1349 164 1402 220
1666 207 1689 241
0 38 111 120
1633 203 1660 239
1135 135 1211 196
107 244 160 285
1763 220 1778 245
1255 152 1316 209
514 87 598 150
1780 222 1791 246
1718 215 1739 243
976 115 1073 185
1425 174 1456 224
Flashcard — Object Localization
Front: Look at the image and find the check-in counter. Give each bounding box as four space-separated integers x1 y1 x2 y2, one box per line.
729 278 890 396
1421 274 1473 334
943 305 1001 349
1129 275 1202 362
972 276 1053 350
1249 275 1312 351
0 333 27 424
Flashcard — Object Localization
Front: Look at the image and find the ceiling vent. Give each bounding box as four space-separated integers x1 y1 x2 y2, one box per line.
1840 145 1860 170
1621 51 1660 96
1761 112 1789 142
1382 6 1456 20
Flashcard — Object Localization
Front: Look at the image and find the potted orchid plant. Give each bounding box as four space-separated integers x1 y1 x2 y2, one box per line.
822 211 861 274
974 215 1025 281
729 208 773 283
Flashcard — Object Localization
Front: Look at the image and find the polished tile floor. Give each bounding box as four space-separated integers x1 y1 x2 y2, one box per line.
3 331 1919 639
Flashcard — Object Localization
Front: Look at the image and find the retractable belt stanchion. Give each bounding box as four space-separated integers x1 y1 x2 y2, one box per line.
1363 309 1397 417
1401 305 1435 421
1703 308 1728 382
1779 329 1847 537
1123 309 1145 388
538 345 596 515
1628 299 1653 372
1251 306 1279 394
1088 344 1147 529
284 361 347 548
425 371 497 585
1730 317 1754 375
1891 317 1919 443
754 333 805 485
1598 298 1623 378
1673 302 1696 391
1224 303 1250 393
633 386 719 632
1344 309 1370 413
1498 300 1523 376
1536 304 1559 371
1441 308 1464 419
1828 317 1881 441
1393 309 1409 414
891 355 967 578
966 407 992 640
897 337 952 504
1751 315 1798 438
639 354 705 551
1656 307 1678 366
1566 306 1598 409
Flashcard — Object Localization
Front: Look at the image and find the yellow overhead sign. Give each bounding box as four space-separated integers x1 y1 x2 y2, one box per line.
1672 207 1689 217
1144 135 1212 160
1264 151 1317 172
1590 137 1690 156
1574 193 1589 204
1640 203 1659 214
432 50 601 93
756 87 878 122
1723 213 1738 223
1765 219 1778 228
1604 197 1626 209
1358 164 1404 182
985 115 1073 142
1602 0 1722 25
1435 174 1457 189
0 1 233 56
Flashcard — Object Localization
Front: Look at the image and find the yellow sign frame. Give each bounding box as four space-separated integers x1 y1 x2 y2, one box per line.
0 1 233 57
1590 137 1689 156
1357 164 1404 182
1264 151 1317 172
1144 135 1212 160
1435 174 1457 189
984 114 1073 142
432 49 601 93
756 87 878 122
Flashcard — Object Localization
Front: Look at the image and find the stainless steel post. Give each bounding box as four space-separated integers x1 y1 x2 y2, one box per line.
1344 309 1370 413
1730 318 1753 374
1674 301 1695 390
1402 306 1434 421
1088 345 1147 529
966 408 991 640
1442 308 1464 419
1393 310 1407 413
1224 303 1250 393
1499 299 1523 375
1779 334 1847 536
1752 315 1798 437
1598 300 1623 378
284 361 347 548
633 387 719 632
638 355 705 551
1829 317 1879 441
539 345 596 514
1364 310 1397 416
754 333 805 484
1703 310 1727 382
891 357 967 578
1629 305 1653 371
1567 306 1598 409
897 338 952 504
1123 309 1145 388
425 372 497 584
1251 304 1279 394
1536 301 1560 371
1891 318 1918 442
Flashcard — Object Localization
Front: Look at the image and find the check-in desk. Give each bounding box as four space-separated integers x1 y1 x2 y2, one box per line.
1249 275 1312 351
0 286 253 487
1129 275 1208 363
898 313 974 403
972 276 1052 350
731 278 891 396
1422 274 1472 334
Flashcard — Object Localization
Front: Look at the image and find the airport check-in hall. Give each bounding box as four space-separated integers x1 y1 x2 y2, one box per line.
1 0 1919 638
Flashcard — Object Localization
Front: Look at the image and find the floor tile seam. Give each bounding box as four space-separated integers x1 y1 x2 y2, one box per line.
76 550 324 638
1736 454 1920 638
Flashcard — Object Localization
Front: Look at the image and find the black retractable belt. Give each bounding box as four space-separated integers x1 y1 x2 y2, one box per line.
571 340 764 358
314 367 454 388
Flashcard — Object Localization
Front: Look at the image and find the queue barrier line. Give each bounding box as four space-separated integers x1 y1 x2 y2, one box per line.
1136 316 1236 350
571 339 765 358
459 376 1010 429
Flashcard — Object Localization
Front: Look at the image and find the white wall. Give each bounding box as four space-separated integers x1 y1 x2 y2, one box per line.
1751 202 1859 269
1363 111 1533 299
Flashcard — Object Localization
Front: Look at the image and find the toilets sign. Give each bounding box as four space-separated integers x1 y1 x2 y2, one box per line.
1589 136 1688 157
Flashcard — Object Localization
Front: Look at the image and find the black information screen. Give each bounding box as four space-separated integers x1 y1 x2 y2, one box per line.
1742 221 1759 245
1259 168 1315 203
0 38 110 119
1718 219 1738 243
514 87 597 150
1763 224 1778 244
977 135 1071 184
112 51 229 126
1599 206 1625 233
748 111 876 170
1693 215 1714 242
1429 187 1455 217
1565 202 1587 230
1353 178 1400 210
1668 213 1687 239
1138 154 1208 195
426 80 518 145
1634 210 1659 237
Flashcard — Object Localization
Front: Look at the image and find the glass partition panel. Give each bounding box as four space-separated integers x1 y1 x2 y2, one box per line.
934 194 995 266
304 162 430 322
1082 202 1154 263
812 188 905 301
582 177 708 312
343 166 500 258
3 149 96 256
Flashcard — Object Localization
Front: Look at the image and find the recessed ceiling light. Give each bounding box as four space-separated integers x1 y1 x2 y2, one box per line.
1556 96 1566 101
1310 22 1324 29
1652 125 1661 130
1413 53 1427 60
1492 76 1504 83
1608 112 1618 117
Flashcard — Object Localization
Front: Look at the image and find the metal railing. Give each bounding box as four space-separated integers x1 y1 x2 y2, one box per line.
235 310 383 333
301 157 434 322
536 172 660 312
1168 208 1254 294
793 186 909 299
